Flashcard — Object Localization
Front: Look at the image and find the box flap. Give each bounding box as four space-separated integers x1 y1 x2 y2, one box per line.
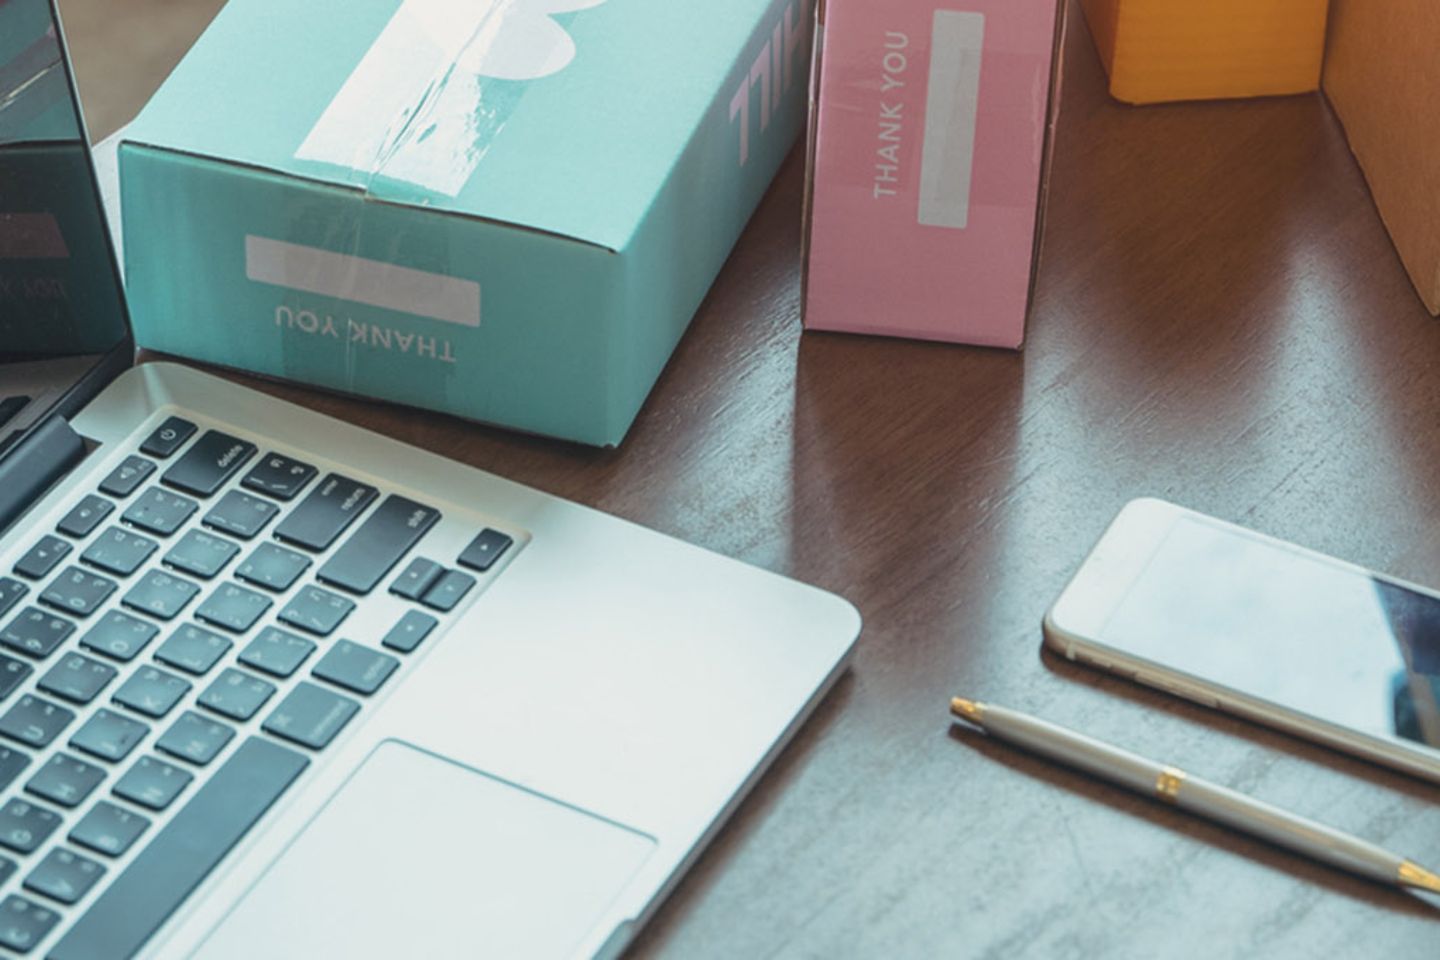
123 0 772 250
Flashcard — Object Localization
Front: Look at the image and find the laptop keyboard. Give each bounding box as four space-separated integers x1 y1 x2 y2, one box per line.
0 413 518 957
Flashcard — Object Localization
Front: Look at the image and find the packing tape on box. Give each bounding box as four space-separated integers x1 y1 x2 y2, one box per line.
295 0 605 198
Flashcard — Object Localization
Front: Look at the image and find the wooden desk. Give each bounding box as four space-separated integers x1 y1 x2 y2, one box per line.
65 0 1440 954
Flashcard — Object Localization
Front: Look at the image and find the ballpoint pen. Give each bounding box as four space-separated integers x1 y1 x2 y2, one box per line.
949 697 1440 895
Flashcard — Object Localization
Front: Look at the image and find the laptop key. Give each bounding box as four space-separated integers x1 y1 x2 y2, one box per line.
317 495 440 595
273 473 378 552
56 495 115 539
0 894 58 954
195 583 272 634
421 569 475 612
69 709 149 764
0 800 61 854
138 417 197 459
312 640 399 696
457 528 513 573
39 567 117 617
69 801 150 858
37 653 117 705
235 542 310 592
239 627 316 679
0 655 31 700
79 610 159 663
203 490 279 540
0 695 74 748
122 570 201 621
23 848 105 905
242 453 318 502
13 536 71 581
381 609 438 653
164 529 240 580
24 753 104 809
113 667 191 719
156 712 235 766
51 738 307 960
161 430 257 497
80 526 158 577
97 455 156 499
122 488 198 537
262 682 360 750
112 755 192 811
0 856 12 888
390 557 443 601
0 578 25 619
277 586 354 637
153 624 232 676
0 748 30 793
1 608 74 659
198 668 275 722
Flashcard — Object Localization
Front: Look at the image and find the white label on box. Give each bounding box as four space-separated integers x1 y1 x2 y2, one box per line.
0 213 68 259
917 11 984 230
245 236 481 327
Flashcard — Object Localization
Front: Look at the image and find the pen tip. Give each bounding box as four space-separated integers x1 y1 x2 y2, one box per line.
1400 861 1440 895
950 698 983 722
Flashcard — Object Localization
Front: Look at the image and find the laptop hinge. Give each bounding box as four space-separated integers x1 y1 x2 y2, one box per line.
0 416 87 537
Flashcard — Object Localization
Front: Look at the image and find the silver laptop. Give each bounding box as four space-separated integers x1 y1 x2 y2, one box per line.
0 4 859 956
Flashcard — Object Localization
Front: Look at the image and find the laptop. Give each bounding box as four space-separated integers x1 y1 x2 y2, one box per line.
0 3 859 957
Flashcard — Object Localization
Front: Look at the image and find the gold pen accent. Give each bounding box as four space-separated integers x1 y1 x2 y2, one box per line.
1399 861 1440 894
1154 766 1187 803
948 696 1440 896
950 698 985 723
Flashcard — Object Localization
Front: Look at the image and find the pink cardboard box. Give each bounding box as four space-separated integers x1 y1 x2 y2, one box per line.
803 0 1065 347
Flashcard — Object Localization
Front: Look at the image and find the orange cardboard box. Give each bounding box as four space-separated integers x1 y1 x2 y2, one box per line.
1325 1 1440 315
1080 0 1329 105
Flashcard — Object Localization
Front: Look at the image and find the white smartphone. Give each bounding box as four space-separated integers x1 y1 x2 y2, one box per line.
1044 498 1440 784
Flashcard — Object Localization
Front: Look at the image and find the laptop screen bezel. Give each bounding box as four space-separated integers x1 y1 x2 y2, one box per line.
2 0 135 455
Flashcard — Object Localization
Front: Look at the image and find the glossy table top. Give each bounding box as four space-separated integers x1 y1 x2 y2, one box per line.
65 0 1440 954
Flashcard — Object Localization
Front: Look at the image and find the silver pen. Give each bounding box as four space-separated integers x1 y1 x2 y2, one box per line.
949 697 1440 894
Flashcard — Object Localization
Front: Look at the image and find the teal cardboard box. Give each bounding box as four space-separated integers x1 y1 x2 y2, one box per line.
120 0 813 445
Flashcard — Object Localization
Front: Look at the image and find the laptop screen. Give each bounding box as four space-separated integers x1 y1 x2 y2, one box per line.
1 0 130 451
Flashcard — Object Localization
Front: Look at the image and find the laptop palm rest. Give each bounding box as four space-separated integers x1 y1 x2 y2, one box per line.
192 740 656 959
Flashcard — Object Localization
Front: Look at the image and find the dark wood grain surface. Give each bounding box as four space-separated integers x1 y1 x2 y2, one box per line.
61 0 1440 955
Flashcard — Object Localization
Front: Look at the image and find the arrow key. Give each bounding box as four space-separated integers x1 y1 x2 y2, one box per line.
112 756 192 811
68 801 150 858
23 848 105 906
0 895 58 953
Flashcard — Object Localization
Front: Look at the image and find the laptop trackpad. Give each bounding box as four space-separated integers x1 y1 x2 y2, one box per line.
194 740 655 959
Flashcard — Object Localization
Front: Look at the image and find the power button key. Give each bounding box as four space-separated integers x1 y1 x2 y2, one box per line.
139 417 198 459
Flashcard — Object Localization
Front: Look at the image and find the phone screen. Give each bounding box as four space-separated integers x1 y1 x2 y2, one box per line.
1100 516 1440 749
